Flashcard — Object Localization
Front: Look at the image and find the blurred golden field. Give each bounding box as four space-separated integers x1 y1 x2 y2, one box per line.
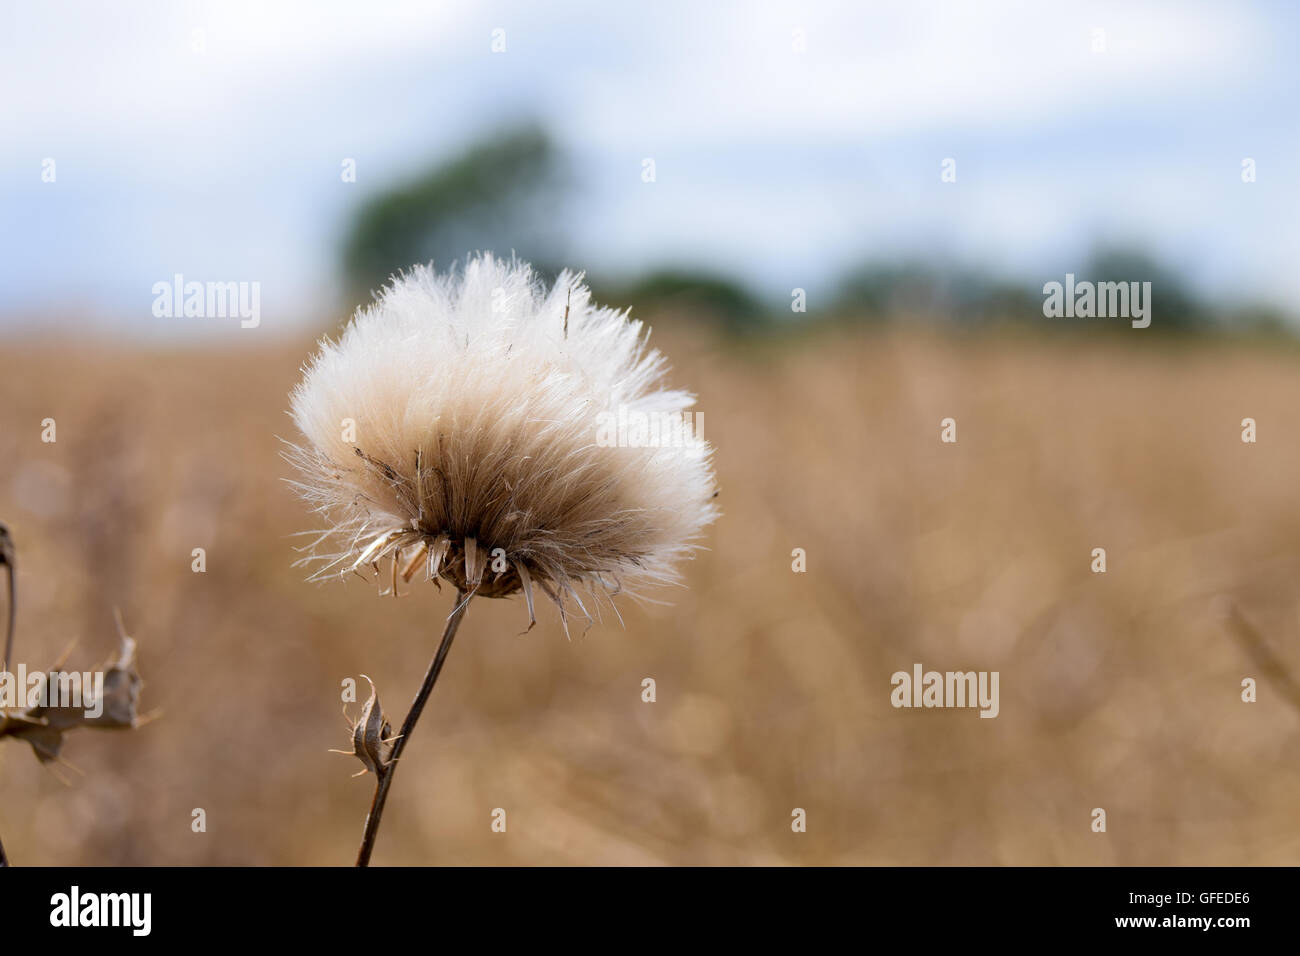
2 320 1300 865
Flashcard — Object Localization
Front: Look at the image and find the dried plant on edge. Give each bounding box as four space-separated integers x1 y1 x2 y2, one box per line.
0 524 152 866
286 255 717 865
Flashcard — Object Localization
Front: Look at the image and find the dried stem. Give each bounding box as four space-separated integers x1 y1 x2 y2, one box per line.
355 589 471 866
1 526 13 866
1 524 14 673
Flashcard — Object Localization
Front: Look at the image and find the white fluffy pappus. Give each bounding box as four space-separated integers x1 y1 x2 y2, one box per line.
286 254 718 630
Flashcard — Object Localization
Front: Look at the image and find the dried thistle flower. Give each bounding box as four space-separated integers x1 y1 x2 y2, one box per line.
286 254 717 627
287 255 717 865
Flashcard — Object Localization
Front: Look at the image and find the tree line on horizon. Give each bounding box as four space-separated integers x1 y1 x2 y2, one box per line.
340 125 1292 339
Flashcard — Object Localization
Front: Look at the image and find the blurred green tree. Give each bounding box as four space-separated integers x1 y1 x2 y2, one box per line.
591 269 769 335
341 124 567 301
834 260 1034 323
1082 246 1207 331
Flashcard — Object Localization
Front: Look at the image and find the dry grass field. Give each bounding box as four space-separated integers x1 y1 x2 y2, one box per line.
2 320 1300 865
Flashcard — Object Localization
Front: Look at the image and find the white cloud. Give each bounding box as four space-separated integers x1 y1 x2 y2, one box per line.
558 0 1265 148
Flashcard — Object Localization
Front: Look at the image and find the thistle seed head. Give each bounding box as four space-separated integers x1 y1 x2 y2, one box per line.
286 255 717 623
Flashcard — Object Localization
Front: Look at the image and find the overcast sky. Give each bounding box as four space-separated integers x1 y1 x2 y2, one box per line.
2 0 1297 335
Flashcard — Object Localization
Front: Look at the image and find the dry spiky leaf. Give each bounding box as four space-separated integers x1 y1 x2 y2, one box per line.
331 676 398 777
0 616 148 765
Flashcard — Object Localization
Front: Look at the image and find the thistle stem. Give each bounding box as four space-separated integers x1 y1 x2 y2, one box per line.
2 528 14 673
1 528 13 867
355 589 470 866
